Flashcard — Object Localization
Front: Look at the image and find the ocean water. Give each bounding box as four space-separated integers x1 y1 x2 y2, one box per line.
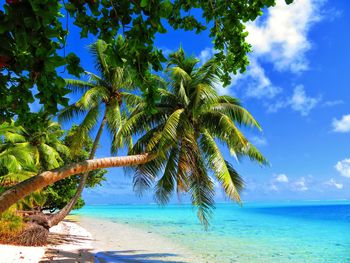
74 201 350 262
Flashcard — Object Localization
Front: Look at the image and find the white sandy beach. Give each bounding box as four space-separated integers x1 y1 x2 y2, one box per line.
0 244 45 263
77 216 202 262
0 216 202 263
0 220 94 263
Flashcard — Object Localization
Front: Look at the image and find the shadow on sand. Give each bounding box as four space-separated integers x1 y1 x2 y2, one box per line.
40 227 187 263
94 250 186 263
41 248 186 263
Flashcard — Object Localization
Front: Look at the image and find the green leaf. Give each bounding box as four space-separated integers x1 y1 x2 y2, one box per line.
140 0 149 8
160 0 173 17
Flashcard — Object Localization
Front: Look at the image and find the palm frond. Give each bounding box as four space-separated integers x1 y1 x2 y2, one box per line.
154 147 179 205
0 154 22 172
133 157 164 195
121 92 143 108
50 142 71 157
78 86 109 108
85 71 103 84
191 83 218 113
0 171 35 187
128 126 163 155
195 59 222 86
105 101 124 155
170 66 192 82
0 122 26 143
157 108 184 149
65 79 94 93
189 148 215 229
58 104 89 123
238 143 269 165
0 143 34 171
200 111 249 148
111 67 132 89
210 96 261 129
38 144 62 170
69 106 100 155
200 130 243 202
168 47 199 74
105 101 122 137
89 40 110 77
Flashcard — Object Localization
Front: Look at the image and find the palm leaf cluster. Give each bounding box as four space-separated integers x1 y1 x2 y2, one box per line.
0 121 34 185
59 40 139 155
117 48 267 227
0 117 69 209
26 120 70 171
0 44 267 228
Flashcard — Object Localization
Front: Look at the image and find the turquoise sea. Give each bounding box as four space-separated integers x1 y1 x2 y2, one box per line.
74 201 350 263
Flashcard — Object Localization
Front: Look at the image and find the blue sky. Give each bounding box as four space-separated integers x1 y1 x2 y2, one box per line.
17 0 350 204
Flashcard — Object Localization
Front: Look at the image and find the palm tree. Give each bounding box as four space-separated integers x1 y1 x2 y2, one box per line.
0 118 69 212
116 48 267 227
24 117 70 172
0 49 267 224
49 39 140 226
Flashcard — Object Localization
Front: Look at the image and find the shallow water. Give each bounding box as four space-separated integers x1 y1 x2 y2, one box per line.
74 201 350 262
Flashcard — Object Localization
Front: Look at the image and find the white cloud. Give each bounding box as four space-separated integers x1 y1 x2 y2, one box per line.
322 100 344 107
325 178 343 190
232 0 324 103
289 85 321 116
243 59 282 99
267 85 321 116
269 184 279 192
293 177 308 191
250 135 268 147
332 115 350 133
212 57 282 99
197 0 328 112
274 174 289 183
160 47 175 57
268 173 289 192
246 0 323 73
214 82 232 96
198 47 214 65
242 0 325 102
335 159 350 178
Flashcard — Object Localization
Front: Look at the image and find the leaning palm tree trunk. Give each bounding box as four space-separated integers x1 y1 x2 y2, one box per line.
48 115 108 227
0 153 154 215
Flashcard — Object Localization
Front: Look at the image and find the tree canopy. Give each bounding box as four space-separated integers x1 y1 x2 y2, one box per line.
0 1 296 238
0 119 106 213
117 48 267 226
0 0 293 121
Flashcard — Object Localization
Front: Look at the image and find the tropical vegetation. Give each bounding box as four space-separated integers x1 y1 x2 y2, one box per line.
117 48 267 226
50 39 137 226
0 118 106 244
0 0 294 246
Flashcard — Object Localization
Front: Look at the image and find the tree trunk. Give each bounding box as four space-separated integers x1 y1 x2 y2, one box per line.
48 112 108 227
0 153 154 215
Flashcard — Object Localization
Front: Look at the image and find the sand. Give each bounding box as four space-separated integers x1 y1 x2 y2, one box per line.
40 219 95 262
0 219 94 263
0 216 202 263
77 216 202 262
0 244 45 263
